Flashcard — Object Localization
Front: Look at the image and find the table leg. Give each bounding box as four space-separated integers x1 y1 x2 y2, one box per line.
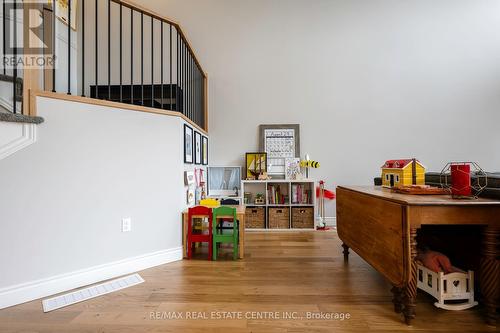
480 225 499 326
239 214 245 259
391 286 404 314
403 227 418 325
342 243 349 262
182 212 187 259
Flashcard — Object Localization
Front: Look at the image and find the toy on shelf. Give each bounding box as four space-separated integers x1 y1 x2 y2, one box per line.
258 172 270 180
200 198 220 208
254 193 265 205
440 162 488 199
244 192 252 205
301 154 320 179
381 158 425 188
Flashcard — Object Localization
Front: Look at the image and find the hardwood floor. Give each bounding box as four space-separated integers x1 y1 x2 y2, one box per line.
0 231 496 332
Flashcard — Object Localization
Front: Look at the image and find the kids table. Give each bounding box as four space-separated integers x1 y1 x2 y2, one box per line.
182 205 246 259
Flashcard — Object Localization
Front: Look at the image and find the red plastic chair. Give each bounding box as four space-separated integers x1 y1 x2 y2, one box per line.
187 206 213 260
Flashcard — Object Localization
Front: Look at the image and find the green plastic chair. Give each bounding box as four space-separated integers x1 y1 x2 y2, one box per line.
212 206 239 260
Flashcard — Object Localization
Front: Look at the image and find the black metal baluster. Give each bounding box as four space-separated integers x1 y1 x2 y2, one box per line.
199 69 202 127
191 53 194 123
193 60 196 125
12 0 16 113
130 8 133 104
197 67 199 126
81 0 85 96
169 24 172 110
95 0 98 98
194 59 197 125
187 52 194 122
177 37 182 114
183 40 187 118
160 20 163 109
183 40 186 117
184 41 191 119
119 2 122 102
191 53 193 123
107 0 110 100
151 16 154 107
176 30 179 112
184 41 189 120
141 11 143 106
179 36 186 115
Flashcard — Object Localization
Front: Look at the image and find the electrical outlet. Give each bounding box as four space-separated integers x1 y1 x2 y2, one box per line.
122 217 132 232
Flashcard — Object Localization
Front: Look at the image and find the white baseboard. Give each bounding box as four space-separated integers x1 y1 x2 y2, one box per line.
0 247 183 310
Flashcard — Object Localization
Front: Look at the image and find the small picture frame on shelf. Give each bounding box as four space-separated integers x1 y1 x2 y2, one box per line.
245 152 267 180
285 158 302 180
202 136 208 165
184 124 194 164
194 131 202 165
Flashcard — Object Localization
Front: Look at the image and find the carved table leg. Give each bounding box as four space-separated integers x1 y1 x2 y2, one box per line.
403 227 418 325
342 243 350 262
480 226 499 326
391 286 404 313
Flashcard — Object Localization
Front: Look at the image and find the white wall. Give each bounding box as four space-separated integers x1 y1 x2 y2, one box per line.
0 97 186 308
136 0 500 217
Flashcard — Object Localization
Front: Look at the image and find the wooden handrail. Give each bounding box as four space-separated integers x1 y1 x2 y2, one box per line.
32 90 208 135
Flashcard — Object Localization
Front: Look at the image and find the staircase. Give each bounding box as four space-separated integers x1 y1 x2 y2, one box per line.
0 0 208 132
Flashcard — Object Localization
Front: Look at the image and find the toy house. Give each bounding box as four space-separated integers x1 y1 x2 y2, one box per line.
381 159 425 187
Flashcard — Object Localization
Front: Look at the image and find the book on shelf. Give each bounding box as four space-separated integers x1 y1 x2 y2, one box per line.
291 184 312 204
267 184 288 205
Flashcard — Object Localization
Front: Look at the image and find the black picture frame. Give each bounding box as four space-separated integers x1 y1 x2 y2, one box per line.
194 131 202 165
202 136 209 165
184 124 194 164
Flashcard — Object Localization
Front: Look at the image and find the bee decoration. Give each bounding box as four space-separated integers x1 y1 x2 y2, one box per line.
300 160 320 168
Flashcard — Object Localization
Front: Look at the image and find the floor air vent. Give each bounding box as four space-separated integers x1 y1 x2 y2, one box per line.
42 273 144 312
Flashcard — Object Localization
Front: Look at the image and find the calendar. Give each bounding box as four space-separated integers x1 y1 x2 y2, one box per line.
260 125 300 176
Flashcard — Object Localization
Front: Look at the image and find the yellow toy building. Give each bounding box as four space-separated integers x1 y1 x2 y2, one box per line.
381 158 426 187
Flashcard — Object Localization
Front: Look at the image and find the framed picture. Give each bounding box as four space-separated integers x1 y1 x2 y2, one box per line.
259 124 300 177
186 187 195 205
184 124 193 164
202 136 209 165
54 0 78 31
184 171 195 185
194 131 202 165
285 157 302 180
245 152 267 179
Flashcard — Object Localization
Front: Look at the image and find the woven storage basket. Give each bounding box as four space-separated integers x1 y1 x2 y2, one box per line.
246 207 265 229
291 207 314 229
268 207 290 229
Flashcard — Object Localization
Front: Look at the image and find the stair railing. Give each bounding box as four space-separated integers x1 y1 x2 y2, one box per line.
4 0 208 131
